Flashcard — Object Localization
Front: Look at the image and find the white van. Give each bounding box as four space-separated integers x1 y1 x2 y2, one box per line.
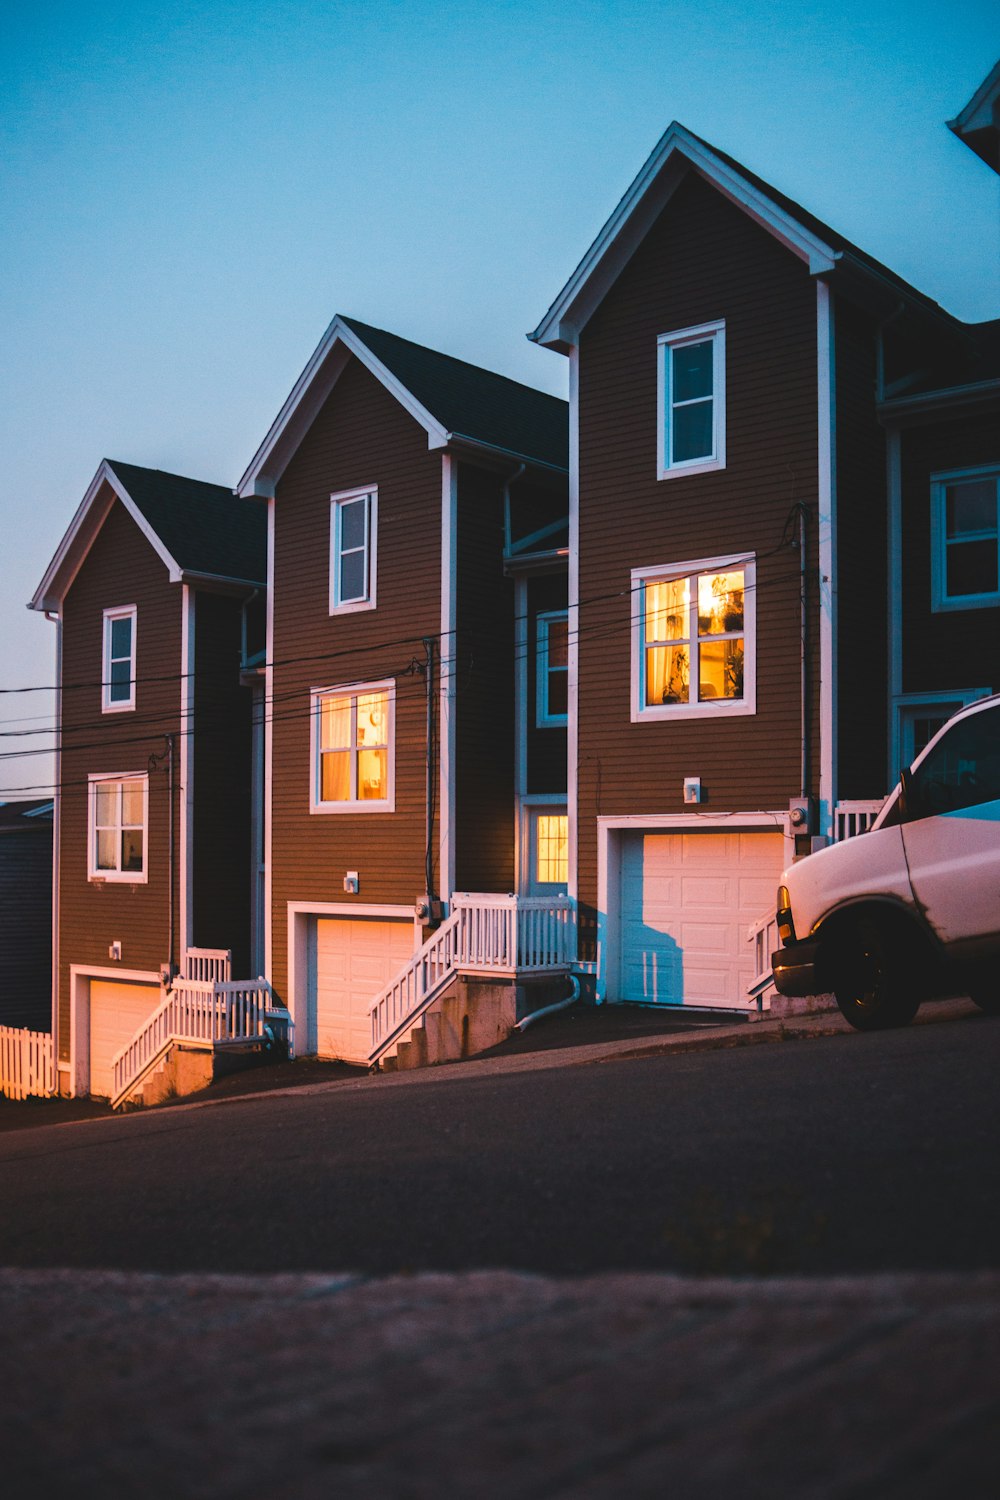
772 694 1000 1029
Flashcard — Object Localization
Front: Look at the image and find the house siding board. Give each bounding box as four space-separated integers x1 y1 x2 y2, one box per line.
834 300 888 798
192 591 253 973
575 171 822 920
527 572 569 795
897 410 1000 698
57 496 181 1057
455 464 516 893
0 826 53 1029
269 356 442 1003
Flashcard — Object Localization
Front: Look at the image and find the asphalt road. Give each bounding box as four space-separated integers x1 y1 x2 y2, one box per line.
3 1009 998 1277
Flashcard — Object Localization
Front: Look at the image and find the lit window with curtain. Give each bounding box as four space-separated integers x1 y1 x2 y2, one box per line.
312 682 394 811
633 556 755 720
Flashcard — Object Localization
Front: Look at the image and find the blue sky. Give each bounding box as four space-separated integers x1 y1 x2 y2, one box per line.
1 0 997 792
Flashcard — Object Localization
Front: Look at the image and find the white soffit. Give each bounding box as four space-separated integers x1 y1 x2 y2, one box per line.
237 315 450 499
530 122 838 352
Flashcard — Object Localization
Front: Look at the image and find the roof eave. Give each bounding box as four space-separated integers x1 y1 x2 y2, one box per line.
29 460 183 614
530 122 838 352
237 315 450 499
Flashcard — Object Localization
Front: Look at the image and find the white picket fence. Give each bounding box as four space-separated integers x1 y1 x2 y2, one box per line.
0 1025 55 1100
110 976 291 1109
370 893 574 1065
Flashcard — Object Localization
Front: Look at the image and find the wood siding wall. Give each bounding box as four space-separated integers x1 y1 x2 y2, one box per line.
0 827 53 1030
268 356 443 1002
454 464 515 893
834 299 889 799
192 591 253 973
57 497 181 1057
898 409 1000 697
527 572 569 796
575 170 822 923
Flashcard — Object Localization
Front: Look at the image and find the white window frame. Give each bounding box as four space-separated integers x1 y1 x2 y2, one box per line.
329 487 378 614
632 553 756 722
536 610 569 728
102 605 137 712
930 466 1000 612
657 320 726 480
88 772 148 883
310 679 395 814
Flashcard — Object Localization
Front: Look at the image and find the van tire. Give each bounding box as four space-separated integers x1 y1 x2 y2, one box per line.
830 918 920 1031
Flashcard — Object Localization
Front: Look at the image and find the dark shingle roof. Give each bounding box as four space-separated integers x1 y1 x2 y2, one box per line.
686 128 959 328
340 316 568 470
0 798 54 830
107 461 267 584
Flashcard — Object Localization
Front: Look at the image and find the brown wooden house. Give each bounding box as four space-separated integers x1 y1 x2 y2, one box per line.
0 797 53 1031
30 460 267 1098
529 118 999 1011
236 315 570 1067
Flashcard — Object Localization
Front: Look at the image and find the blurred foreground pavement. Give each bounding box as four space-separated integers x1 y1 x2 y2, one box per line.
1 1266 996 1497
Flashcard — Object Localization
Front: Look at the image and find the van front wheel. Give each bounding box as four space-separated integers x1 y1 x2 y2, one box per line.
830 919 920 1031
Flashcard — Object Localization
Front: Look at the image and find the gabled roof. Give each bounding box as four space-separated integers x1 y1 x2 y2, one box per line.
530 121 962 353
30 459 267 614
237 314 567 497
948 59 1000 173
0 798 54 831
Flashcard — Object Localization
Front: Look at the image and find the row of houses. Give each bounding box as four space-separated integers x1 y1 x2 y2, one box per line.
12 65 1000 1102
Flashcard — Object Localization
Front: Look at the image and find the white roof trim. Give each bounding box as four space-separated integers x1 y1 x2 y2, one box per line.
237 315 450 498
29 460 182 613
948 59 1000 135
530 121 838 352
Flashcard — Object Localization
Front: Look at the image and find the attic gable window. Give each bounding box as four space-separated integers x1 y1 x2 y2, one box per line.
102 606 137 712
330 487 377 614
931 468 1000 611
657 321 726 479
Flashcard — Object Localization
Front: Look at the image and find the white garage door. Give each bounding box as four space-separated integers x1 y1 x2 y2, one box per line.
312 916 416 1063
618 830 785 1008
90 979 161 1099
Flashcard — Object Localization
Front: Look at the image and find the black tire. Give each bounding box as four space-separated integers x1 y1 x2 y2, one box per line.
969 979 1000 1016
829 918 920 1032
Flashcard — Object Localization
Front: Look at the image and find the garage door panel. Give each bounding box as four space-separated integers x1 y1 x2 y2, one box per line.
313 916 415 1063
90 980 161 1100
618 830 785 1008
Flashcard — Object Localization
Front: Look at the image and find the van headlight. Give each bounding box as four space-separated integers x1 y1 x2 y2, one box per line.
777 885 796 944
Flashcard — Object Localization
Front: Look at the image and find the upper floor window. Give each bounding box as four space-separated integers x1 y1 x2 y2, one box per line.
311 681 394 812
632 554 755 721
89 773 147 881
330 487 377 613
931 468 1000 611
536 611 568 727
102 605 136 712
657 320 726 479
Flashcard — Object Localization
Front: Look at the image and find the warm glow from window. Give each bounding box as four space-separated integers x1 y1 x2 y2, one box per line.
536 815 568 885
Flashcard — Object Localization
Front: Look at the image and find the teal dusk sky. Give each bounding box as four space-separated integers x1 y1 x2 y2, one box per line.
1 0 997 793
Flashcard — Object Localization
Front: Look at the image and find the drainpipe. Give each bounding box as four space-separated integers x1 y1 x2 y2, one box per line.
150 734 177 982
798 504 809 800
514 972 581 1031
423 637 436 906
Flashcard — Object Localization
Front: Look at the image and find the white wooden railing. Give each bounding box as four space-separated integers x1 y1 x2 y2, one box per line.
370 893 575 1066
183 947 232 983
747 913 781 1008
833 800 884 842
110 976 291 1109
0 1025 55 1100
